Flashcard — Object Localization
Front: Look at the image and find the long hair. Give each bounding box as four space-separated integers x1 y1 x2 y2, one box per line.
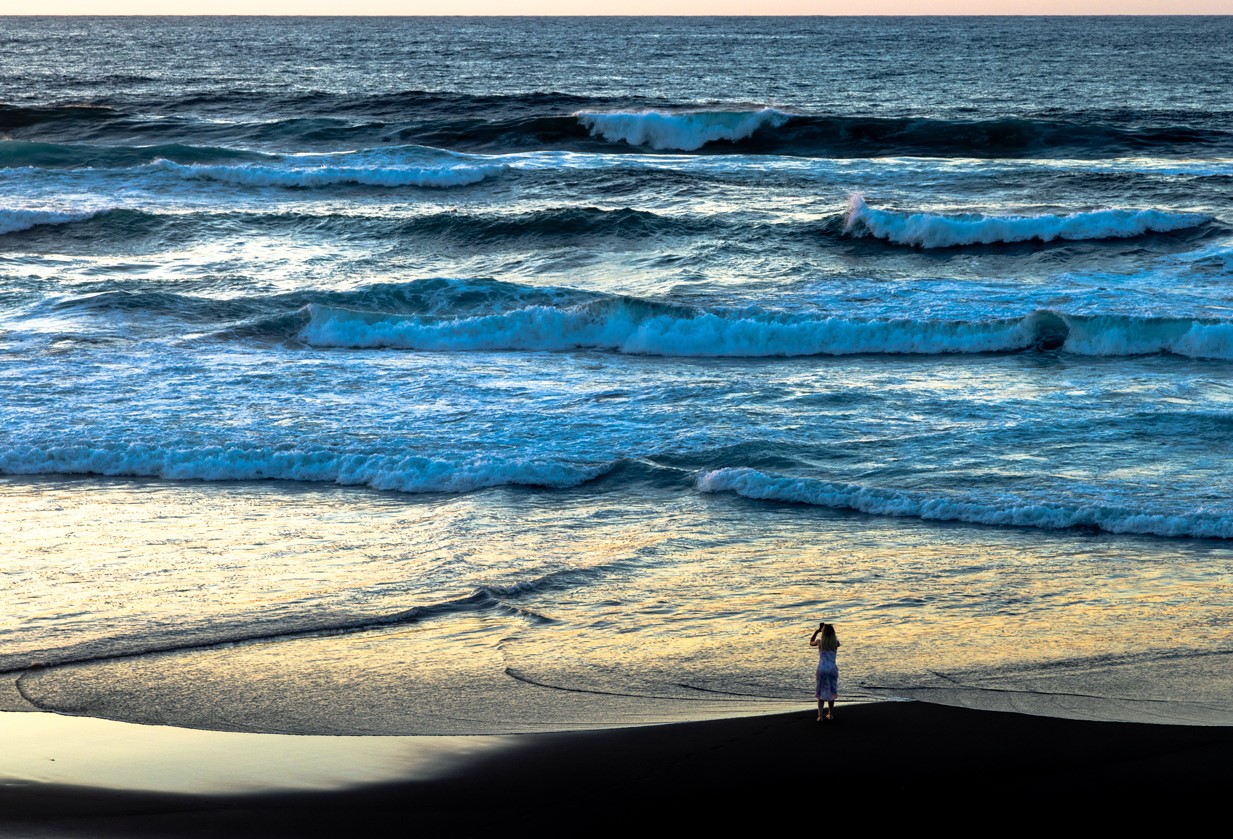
819 623 839 652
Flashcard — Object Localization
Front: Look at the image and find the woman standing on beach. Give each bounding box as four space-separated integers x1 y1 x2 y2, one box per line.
810 622 840 722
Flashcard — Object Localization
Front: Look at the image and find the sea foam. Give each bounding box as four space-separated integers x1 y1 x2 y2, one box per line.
575 108 792 151
697 468 1233 539
844 194 1212 247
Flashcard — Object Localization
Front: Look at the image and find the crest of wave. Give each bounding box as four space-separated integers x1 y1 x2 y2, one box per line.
697 468 1233 540
843 193 1211 248
575 108 791 151
150 158 505 188
0 208 100 235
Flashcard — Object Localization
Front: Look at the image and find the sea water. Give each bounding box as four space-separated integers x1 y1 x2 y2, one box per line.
2 16 1233 733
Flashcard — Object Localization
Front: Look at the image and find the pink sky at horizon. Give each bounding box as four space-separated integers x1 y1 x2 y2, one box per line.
2 2 1227 15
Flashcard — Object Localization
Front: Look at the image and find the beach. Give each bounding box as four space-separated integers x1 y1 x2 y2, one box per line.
3 15 1233 833
3 701 1230 837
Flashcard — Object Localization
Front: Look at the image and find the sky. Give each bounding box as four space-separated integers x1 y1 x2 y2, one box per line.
1 1 1226 15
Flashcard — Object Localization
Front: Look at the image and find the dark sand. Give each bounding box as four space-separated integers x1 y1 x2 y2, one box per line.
3 702 1229 836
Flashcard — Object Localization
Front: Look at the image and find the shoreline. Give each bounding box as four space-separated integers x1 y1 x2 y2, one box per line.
3 701 1230 836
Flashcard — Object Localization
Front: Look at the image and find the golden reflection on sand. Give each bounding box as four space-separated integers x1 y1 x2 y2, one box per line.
5 476 1232 732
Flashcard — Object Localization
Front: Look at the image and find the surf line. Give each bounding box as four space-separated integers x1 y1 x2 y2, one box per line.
0 589 548 682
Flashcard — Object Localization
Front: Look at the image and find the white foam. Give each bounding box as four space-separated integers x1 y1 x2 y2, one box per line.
149 158 505 188
0 444 606 494
844 193 1212 248
575 108 792 151
0 208 98 235
697 467 1233 539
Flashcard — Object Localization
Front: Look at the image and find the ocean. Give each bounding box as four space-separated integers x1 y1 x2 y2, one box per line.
2 15 1232 734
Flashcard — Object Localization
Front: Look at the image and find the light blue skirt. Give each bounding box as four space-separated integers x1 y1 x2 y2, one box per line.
815 666 839 701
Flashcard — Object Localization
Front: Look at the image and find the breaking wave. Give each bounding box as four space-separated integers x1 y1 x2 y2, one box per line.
0 208 100 235
295 297 1233 360
0 443 610 493
19 278 1233 361
576 108 793 151
844 194 1213 248
697 468 1233 539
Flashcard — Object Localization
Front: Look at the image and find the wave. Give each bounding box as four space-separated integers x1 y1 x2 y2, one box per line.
53 279 599 326
576 108 792 151
772 115 1229 158
148 157 505 188
0 208 100 235
295 297 1233 360
296 299 1038 355
380 206 704 243
10 95 1229 157
22 278 1233 361
697 468 1233 540
844 194 1214 248
0 140 266 169
0 442 610 493
0 208 190 245
459 112 1232 157
1 206 693 248
561 112 1230 157
0 102 119 131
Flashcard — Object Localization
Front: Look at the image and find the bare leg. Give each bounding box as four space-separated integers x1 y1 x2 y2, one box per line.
826 700 835 720
817 700 824 721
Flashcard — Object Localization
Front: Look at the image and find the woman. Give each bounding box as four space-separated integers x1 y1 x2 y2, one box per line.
809 621 840 722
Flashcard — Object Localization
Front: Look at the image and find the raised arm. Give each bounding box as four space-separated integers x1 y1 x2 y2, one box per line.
810 625 822 647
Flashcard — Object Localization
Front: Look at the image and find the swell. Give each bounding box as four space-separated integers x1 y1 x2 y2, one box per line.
698 468 1233 540
42 279 601 325
0 207 710 252
0 208 103 236
0 102 120 131
298 111 1233 157
3 201 1215 259
750 114 1231 158
147 157 504 188
295 299 1233 361
843 194 1215 248
0 141 504 188
390 206 707 241
27 279 1233 361
0 140 267 169
8 97 1230 157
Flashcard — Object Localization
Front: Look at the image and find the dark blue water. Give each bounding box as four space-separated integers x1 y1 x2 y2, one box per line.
3 17 1232 734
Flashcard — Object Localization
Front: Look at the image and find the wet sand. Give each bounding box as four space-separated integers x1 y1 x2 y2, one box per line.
2 701 1229 836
